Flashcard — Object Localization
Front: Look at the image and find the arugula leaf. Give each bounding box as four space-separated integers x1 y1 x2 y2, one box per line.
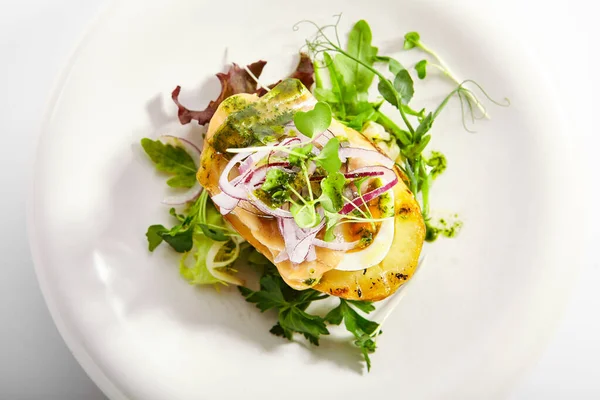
146 225 167 251
145 224 193 253
335 20 379 93
325 299 380 371
197 224 229 241
161 228 194 252
141 138 197 188
314 137 341 174
293 102 332 138
323 52 348 118
415 59 428 79
319 171 346 213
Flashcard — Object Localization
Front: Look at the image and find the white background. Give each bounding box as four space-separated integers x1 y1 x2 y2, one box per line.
0 0 597 399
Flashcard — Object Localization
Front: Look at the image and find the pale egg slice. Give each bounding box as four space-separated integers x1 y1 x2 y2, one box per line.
335 189 396 272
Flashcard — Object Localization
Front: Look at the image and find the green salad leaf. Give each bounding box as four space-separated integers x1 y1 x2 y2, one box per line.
141 138 197 188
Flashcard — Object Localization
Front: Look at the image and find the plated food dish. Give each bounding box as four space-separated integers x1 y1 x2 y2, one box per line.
140 17 504 370
29 0 579 398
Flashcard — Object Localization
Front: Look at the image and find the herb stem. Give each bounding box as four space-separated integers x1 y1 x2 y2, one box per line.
416 42 489 119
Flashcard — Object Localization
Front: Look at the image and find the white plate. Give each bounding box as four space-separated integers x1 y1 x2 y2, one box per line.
28 0 582 399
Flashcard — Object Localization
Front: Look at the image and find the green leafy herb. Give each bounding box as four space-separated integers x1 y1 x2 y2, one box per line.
403 31 421 50
298 17 508 227
239 272 329 345
314 137 342 174
289 143 313 166
293 102 332 138
290 201 319 228
334 20 379 93
319 172 346 213
262 168 292 192
141 138 197 188
415 59 428 79
325 299 380 371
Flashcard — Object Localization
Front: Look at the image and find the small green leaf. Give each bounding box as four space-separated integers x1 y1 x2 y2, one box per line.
289 143 313 166
347 300 376 314
146 225 167 251
415 59 428 79
262 169 291 192
414 112 434 141
323 211 342 242
290 202 319 228
293 102 332 138
141 138 197 188
336 20 379 93
319 172 346 213
198 223 229 241
377 79 399 108
279 307 329 346
314 137 342 174
161 228 194 253
403 31 421 50
393 69 414 104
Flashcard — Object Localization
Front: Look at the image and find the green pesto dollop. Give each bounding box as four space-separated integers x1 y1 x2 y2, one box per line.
210 78 310 155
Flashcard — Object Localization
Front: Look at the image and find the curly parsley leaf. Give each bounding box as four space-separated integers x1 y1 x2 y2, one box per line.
140 138 197 188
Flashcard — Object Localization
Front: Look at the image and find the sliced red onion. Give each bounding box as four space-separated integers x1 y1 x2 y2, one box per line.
312 238 361 251
309 170 385 182
288 218 325 264
158 135 203 205
306 246 317 262
211 192 238 215
219 152 251 200
340 167 398 214
339 147 395 169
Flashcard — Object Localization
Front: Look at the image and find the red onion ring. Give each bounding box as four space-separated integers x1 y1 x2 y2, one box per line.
339 147 395 169
340 167 398 215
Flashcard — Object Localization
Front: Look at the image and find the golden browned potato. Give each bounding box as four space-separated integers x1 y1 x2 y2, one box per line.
197 80 425 301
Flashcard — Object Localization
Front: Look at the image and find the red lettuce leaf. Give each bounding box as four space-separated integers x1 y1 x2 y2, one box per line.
256 53 315 96
171 60 267 125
